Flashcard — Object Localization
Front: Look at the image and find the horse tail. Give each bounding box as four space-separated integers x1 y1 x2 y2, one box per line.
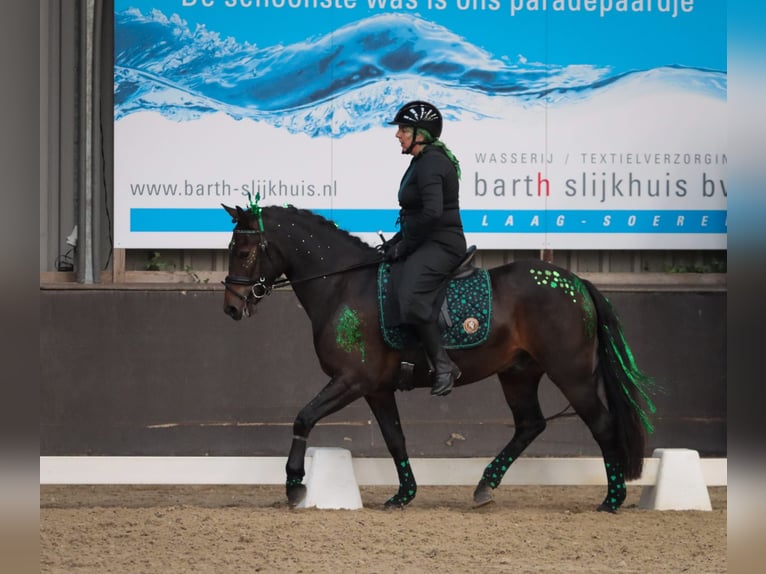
582 278 656 480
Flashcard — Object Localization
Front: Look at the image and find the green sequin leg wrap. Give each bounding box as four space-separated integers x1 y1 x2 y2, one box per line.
481 453 515 489
385 459 417 507
601 460 627 511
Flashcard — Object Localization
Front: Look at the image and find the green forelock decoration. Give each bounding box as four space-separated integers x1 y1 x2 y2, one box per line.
246 191 265 231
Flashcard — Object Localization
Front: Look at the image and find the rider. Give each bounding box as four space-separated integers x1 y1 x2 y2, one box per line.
382 101 467 397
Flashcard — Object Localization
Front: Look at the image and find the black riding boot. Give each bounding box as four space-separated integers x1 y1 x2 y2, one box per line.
415 322 461 397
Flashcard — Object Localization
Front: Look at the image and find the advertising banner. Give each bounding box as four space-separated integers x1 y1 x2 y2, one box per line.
114 0 726 249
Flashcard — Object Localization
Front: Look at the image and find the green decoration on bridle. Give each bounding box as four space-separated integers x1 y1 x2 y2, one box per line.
246 191 265 232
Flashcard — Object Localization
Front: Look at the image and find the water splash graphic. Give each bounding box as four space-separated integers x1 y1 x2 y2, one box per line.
114 8 726 137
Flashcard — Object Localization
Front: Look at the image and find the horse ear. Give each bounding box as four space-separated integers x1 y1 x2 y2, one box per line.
222 204 239 222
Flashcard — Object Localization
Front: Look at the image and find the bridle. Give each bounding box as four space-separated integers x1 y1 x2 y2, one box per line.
222 228 277 315
222 225 383 316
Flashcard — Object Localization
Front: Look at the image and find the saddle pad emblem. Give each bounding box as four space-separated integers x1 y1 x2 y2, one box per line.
463 317 480 334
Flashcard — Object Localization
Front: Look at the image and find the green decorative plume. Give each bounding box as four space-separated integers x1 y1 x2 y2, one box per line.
605 325 657 433
246 191 265 231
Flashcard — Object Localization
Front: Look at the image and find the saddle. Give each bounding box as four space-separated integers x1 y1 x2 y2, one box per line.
449 245 478 279
377 245 492 352
437 245 478 330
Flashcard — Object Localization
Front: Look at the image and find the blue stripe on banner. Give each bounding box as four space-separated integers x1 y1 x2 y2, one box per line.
460 210 727 234
130 208 232 232
128 208 402 232
130 208 727 234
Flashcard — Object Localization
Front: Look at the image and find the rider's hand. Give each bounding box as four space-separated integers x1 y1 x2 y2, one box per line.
383 240 407 262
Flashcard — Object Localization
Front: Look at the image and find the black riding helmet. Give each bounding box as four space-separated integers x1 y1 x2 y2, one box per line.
388 100 443 138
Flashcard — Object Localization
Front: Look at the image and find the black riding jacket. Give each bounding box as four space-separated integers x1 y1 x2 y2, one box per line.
391 144 466 325
396 145 463 254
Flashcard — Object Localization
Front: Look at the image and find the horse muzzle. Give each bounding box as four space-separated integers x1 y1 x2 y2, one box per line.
222 275 272 320
223 301 245 321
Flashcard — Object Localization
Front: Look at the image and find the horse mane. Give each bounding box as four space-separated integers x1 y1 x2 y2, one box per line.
264 204 377 253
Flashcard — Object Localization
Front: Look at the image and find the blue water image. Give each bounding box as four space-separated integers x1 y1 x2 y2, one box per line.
114 8 726 137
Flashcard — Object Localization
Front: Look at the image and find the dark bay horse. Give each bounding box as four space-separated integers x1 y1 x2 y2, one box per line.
221 204 655 512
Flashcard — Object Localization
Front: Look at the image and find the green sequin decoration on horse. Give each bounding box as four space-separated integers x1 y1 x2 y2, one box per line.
528 268 596 338
336 305 366 362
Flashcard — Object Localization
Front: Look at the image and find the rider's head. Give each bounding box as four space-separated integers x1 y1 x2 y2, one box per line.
388 101 443 155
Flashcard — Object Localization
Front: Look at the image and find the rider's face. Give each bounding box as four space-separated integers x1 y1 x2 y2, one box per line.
395 125 414 154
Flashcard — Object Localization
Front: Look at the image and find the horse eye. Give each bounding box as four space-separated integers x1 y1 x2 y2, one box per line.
238 250 250 260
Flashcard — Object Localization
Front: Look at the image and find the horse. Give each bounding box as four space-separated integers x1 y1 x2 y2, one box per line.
221 203 656 512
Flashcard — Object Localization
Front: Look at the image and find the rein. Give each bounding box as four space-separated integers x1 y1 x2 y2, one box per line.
270 257 384 289
222 224 383 309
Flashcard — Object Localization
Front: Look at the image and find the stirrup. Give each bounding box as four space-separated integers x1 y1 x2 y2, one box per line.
396 361 416 391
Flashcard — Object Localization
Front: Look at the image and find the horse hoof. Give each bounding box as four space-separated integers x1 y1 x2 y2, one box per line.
384 494 412 509
597 503 618 514
287 484 307 508
472 481 494 507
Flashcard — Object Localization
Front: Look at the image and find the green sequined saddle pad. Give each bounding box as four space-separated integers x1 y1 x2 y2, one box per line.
378 263 492 350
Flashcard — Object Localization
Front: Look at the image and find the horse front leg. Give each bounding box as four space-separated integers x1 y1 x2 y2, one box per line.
285 375 365 507
284 436 309 507
365 390 417 509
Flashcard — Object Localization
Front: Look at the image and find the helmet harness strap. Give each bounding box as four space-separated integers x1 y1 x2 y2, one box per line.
403 127 430 155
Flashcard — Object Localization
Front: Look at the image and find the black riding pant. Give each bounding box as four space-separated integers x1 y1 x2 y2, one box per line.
396 236 465 325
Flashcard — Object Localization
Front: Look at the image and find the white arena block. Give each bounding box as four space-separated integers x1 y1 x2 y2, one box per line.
297 447 363 510
639 448 712 511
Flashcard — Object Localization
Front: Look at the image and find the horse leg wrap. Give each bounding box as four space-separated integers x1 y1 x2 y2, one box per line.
286 476 304 488
285 464 305 491
285 459 306 489
285 449 307 507
385 459 417 508
285 473 307 507
598 460 627 513
481 454 515 489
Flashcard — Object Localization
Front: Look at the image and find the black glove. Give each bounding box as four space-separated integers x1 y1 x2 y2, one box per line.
383 240 407 262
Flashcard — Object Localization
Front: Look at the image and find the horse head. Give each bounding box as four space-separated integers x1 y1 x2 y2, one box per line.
221 204 285 320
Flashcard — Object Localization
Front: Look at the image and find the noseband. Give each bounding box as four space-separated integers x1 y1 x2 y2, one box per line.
223 273 272 301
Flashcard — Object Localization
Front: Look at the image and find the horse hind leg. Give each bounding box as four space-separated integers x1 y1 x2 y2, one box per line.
550 370 628 513
473 365 546 507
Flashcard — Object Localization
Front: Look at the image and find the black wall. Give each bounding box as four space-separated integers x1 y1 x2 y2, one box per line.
40 286 726 458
